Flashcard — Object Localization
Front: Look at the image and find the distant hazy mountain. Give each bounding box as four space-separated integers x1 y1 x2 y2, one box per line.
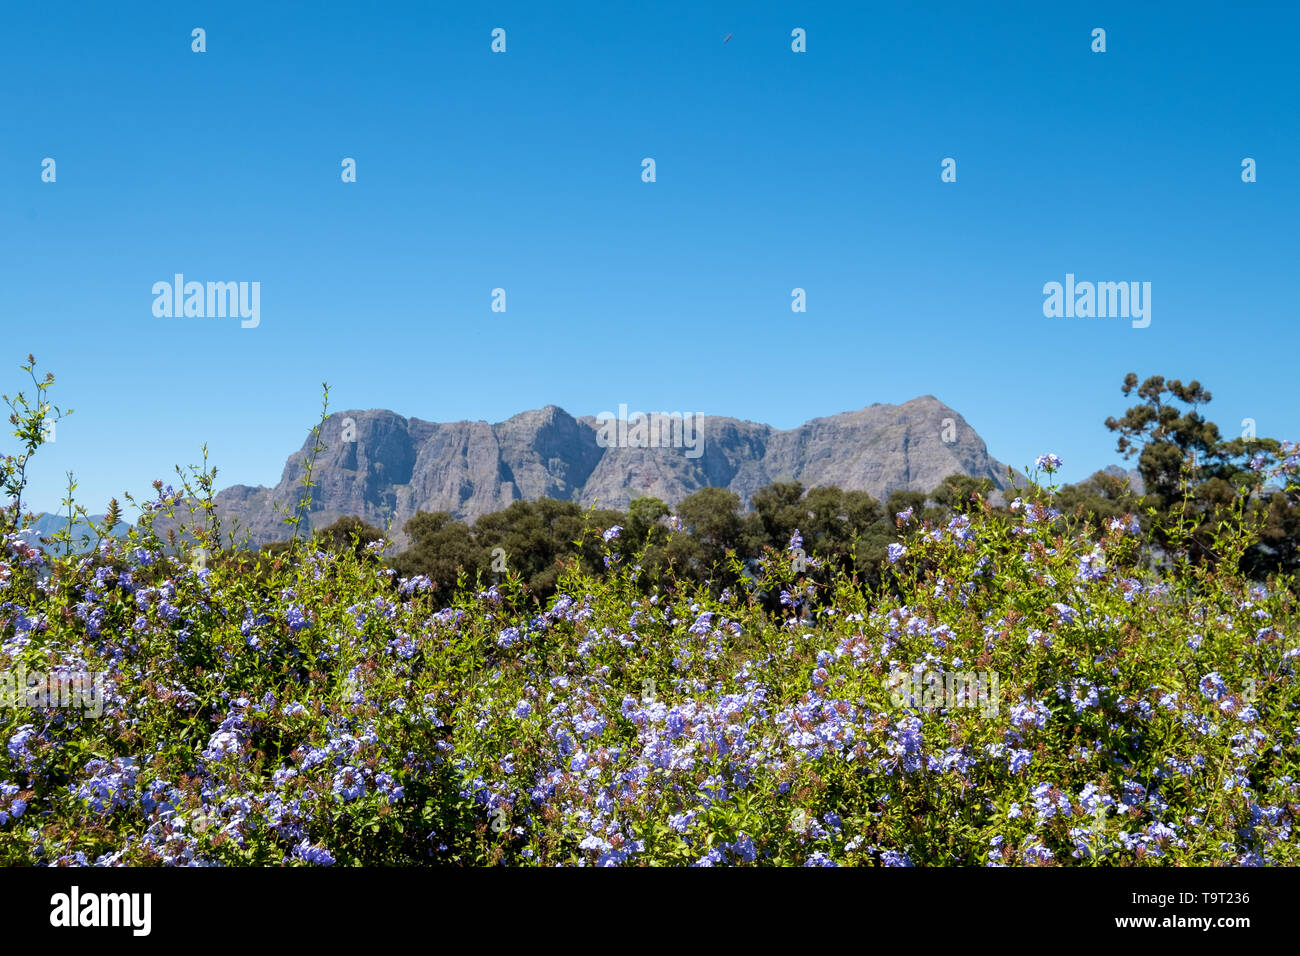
1101 465 1146 494
192 396 1015 548
27 513 130 553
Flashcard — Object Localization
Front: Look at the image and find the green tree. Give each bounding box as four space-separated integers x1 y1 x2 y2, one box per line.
1056 470 1143 534
1104 372 1294 578
749 481 807 549
313 515 386 560
389 510 485 603
1104 374 1276 504
668 487 746 586
930 473 996 514
468 498 624 599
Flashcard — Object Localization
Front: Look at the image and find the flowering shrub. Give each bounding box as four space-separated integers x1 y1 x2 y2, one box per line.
2 363 1298 866
1 449 1297 867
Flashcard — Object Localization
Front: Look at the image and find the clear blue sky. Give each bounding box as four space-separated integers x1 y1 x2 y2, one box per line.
3 1 1297 515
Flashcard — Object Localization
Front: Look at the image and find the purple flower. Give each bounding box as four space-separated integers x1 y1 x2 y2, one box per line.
374 773 404 802
398 574 433 596
202 730 243 763
669 811 696 834
1199 672 1228 701
1021 837 1055 864
70 757 138 813
1031 782 1072 822
1107 515 1141 536
732 833 757 863
1010 699 1050 729
1035 454 1063 473
887 543 907 564
292 840 337 865
332 766 366 802
1052 602 1078 624
7 725 37 762
1008 749 1033 774
0 781 27 825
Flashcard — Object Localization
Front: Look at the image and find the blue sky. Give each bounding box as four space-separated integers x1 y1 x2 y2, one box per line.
3 1 1297 515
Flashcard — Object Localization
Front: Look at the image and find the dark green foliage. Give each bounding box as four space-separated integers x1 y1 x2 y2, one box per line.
666 486 748 586
388 499 624 604
313 515 386 559
1104 372 1300 579
472 499 624 597
930 473 996 514
1055 469 1142 534
388 510 485 604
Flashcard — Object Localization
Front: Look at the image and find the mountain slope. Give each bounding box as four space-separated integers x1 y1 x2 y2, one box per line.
203 396 1014 547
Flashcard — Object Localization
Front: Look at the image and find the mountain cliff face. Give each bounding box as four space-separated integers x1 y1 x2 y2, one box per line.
204 396 1014 547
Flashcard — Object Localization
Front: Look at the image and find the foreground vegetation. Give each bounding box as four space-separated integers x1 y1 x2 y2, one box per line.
1 359 1297 865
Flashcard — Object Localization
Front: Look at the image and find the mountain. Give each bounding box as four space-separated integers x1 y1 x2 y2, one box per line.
192 396 1014 549
26 513 131 553
1101 464 1146 495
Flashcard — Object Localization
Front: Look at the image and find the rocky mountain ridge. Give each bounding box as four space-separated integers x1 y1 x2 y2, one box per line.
197 395 1015 548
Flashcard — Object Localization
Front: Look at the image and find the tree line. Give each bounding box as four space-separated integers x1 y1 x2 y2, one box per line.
285 373 1299 605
